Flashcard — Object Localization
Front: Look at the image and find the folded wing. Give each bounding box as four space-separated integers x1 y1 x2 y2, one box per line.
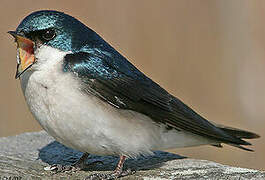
63 51 259 150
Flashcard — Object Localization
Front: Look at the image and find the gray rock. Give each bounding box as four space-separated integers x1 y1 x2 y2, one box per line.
0 131 264 180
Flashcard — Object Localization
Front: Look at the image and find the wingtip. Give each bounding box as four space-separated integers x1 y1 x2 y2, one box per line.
251 133 260 139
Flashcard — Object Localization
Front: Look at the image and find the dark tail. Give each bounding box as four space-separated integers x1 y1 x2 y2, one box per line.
213 124 260 151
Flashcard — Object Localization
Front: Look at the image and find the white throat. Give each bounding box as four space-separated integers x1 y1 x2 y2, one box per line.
33 45 71 71
19 45 71 93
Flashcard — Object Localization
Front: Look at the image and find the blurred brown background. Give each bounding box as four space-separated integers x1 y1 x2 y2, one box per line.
0 0 264 170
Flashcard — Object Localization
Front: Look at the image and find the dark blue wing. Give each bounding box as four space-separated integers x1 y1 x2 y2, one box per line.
63 50 251 146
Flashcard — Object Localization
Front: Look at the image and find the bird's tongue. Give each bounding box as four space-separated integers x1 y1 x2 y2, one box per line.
15 35 35 78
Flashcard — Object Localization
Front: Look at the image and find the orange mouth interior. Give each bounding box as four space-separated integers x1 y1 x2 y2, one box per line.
15 35 35 78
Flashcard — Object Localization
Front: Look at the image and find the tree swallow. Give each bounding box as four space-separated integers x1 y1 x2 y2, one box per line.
8 10 259 179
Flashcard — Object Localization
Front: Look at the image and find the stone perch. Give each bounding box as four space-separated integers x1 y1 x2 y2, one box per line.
0 131 263 180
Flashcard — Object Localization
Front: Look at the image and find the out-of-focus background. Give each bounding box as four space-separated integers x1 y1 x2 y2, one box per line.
0 0 264 170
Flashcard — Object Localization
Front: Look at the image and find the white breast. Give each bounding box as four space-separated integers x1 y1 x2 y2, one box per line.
19 45 213 157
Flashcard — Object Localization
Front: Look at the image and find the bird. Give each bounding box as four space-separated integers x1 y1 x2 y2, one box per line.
8 10 259 179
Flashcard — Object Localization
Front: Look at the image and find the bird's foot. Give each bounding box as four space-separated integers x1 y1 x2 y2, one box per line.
45 160 103 174
44 153 103 174
44 163 81 173
85 168 135 180
86 155 135 180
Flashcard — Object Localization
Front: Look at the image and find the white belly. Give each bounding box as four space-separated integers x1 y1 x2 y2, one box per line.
19 46 212 157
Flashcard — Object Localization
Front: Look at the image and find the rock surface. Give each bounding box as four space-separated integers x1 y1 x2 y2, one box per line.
0 131 264 180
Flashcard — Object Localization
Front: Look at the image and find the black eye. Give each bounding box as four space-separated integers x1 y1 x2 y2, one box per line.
42 29 56 41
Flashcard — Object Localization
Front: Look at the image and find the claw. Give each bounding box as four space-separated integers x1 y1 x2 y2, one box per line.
44 165 58 171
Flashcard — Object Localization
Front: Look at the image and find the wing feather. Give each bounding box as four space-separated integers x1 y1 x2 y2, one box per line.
63 51 252 146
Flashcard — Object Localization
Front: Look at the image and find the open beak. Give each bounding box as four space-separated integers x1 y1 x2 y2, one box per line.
8 31 35 79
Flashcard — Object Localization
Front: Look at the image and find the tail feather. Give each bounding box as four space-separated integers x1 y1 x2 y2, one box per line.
211 123 260 151
228 143 254 152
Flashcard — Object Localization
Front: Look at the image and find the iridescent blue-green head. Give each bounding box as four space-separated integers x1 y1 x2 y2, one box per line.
8 10 104 78
14 10 101 51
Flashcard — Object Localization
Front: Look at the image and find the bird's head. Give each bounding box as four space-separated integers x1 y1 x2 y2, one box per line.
8 10 99 78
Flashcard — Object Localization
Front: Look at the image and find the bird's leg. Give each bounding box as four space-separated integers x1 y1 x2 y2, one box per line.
45 152 102 174
72 152 91 170
86 155 135 180
114 155 126 174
